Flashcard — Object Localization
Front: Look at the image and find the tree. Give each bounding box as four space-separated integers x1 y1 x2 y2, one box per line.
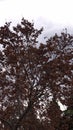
0 19 73 130
35 32 73 130
0 18 43 130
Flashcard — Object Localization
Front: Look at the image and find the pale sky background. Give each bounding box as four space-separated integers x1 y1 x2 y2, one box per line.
0 0 73 39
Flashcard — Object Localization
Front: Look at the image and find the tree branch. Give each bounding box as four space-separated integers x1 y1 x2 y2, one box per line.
0 117 12 129
15 100 33 130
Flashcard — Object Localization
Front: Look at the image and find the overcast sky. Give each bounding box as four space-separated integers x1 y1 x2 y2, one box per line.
0 0 73 37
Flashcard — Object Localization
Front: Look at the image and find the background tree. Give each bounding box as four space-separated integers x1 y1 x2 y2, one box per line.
0 19 73 130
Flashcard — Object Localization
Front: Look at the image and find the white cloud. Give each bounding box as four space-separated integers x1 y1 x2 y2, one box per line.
0 0 73 36
0 0 73 24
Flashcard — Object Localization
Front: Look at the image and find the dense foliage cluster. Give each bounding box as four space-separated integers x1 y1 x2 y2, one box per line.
0 18 73 130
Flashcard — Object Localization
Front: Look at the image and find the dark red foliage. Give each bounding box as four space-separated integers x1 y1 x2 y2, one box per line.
0 19 73 130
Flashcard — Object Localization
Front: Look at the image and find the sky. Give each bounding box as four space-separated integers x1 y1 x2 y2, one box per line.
0 0 73 37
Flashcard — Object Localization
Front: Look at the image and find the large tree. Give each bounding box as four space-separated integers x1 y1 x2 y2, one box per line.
0 19 73 130
0 19 44 130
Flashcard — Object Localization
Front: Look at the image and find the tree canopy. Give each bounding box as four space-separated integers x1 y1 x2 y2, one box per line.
0 18 73 130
